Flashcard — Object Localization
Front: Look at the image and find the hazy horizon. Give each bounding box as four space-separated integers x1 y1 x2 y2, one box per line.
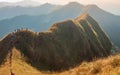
0 0 119 15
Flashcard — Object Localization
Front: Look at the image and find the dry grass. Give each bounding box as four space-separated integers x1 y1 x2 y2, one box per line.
0 48 120 75
67 54 120 75
0 14 112 72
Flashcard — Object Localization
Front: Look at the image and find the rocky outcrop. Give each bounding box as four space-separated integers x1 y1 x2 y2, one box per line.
0 14 112 71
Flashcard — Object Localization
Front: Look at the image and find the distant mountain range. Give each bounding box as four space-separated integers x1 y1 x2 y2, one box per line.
0 2 120 47
0 0 40 8
0 3 61 20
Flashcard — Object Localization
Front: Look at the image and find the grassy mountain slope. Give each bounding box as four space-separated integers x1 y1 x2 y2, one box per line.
0 14 112 72
0 48 120 75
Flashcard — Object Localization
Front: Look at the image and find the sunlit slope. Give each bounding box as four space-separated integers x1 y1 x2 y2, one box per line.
0 48 120 75
0 14 112 74
0 48 44 75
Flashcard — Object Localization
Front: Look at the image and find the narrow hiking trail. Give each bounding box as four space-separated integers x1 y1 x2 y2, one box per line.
0 48 76 75
0 48 43 75
0 48 120 75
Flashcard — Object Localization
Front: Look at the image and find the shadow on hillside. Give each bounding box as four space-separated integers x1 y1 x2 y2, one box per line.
0 31 87 72
0 34 14 66
0 30 111 72
0 13 112 71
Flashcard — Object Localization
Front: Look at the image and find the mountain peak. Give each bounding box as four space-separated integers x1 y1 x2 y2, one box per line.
85 4 99 9
79 13 89 18
42 3 52 5
40 3 54 7
75 13 90 21
66 2 84 7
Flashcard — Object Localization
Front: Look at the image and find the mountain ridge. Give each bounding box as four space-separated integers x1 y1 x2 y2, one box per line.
0 14 112 71
0 2 119 48
0 3 61 20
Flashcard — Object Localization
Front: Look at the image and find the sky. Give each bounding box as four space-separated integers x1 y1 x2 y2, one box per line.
0 0 120 15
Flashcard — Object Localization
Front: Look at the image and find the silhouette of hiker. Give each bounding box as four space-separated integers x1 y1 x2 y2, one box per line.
10 33 15 46
11 71 15 75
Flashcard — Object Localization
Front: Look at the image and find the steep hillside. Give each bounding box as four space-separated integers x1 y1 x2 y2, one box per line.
81 5 120 48
0 14 112 71
0 48 45 75
0 48 120 75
